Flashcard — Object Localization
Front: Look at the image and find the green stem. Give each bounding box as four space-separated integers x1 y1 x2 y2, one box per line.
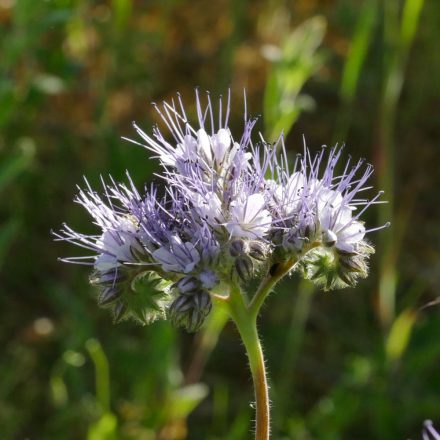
227 284 270 440
212 260 298 439
249 258 297 319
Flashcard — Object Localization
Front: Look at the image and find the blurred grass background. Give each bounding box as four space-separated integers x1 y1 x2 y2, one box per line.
1 0 440 439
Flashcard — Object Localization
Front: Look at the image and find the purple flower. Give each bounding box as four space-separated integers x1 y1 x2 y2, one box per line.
152 236 201 273
54 176 146 269
423 420 440 440
53 177 176 324
56 90 387 328
127 91 268 241
226 193 272 239
257 139 388 289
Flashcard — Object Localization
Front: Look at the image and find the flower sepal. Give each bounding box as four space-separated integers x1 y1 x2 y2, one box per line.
168 290 212 332
298 244 371 291
91 268 173 325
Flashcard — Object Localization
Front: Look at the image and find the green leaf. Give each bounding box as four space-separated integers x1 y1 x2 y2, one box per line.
263 16 326 141
88 413 118 440
168 383 209 420
400 0 425 48
86 339 110 412
340 0 378 103
385 309 418 362
112 0 132 33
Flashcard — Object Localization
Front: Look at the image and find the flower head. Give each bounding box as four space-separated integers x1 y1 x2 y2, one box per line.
56 90 387 329
260 139 388 289
53 177 174 324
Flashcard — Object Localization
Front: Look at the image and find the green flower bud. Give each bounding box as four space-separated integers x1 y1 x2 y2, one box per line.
248 241 268 261
299 241 373 291
169 290 212 332
230 239 246 257
268 229 284 246
113 301 127 323
235 255 254 281
98 286 122 305
92 268 173 325
173 276 200 294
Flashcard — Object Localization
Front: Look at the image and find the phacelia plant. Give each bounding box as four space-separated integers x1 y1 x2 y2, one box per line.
55 91 388 439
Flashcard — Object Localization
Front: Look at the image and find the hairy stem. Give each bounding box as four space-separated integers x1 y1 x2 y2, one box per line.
212 259 298 439
227 284 270 440
238 318 269 440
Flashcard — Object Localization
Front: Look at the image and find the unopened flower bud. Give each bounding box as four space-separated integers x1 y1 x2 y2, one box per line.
300 242 372 291
339 255 367 274
98 286 122 305
90 269 127 286
174 276 200 294
235 255 253 280
248 241 267 261
337 268 356 288
113 301 127 323
169 290 212 332
336 249 358 257
299 248 338 291
230 239 246 257
169 295 194 315
193 289 212 310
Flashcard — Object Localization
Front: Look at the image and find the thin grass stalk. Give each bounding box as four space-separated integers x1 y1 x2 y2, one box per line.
377 0 424 328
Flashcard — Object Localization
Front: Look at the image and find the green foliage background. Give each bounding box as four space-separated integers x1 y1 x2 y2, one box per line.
1 0 439 438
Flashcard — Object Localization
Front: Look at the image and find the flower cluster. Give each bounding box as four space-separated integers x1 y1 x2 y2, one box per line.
55 91 387 331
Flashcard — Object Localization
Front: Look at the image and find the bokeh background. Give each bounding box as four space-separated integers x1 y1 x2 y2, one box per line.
1 0 440 438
